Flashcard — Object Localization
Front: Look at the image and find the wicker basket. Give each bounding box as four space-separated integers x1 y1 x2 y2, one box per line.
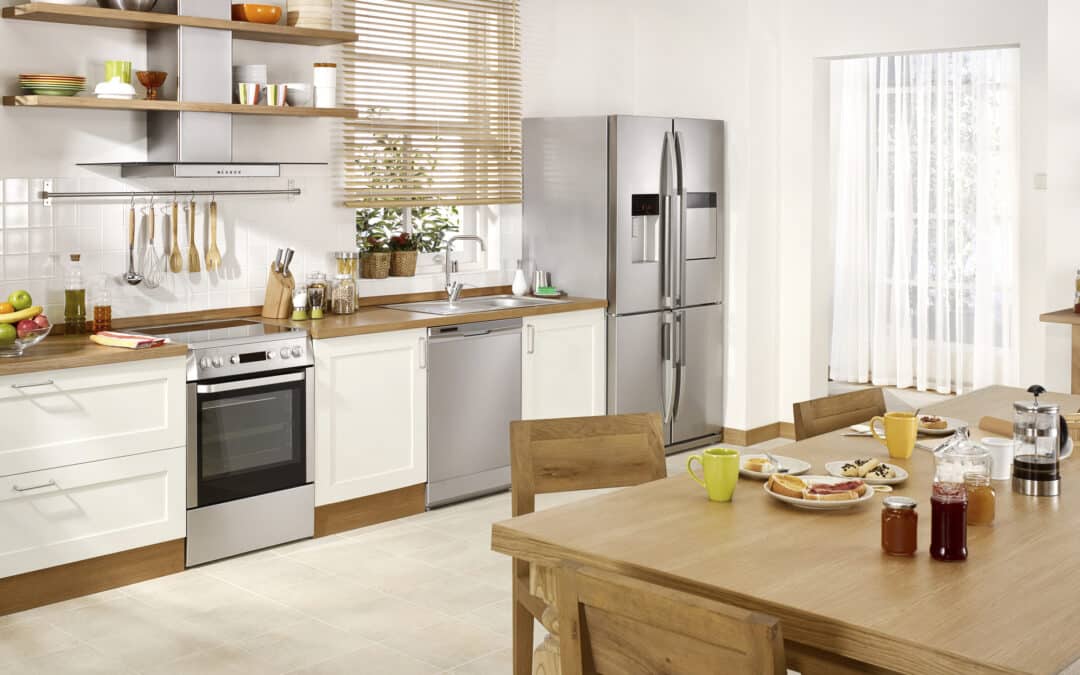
361 251 390 279
390 250 418 277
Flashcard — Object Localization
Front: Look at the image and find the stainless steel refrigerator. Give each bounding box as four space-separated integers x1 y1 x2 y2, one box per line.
524 115 725 452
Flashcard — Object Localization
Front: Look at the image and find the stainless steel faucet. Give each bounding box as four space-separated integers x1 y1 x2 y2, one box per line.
444 235 486 302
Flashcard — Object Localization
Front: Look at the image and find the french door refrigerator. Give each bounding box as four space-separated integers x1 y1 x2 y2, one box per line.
524 115 725 451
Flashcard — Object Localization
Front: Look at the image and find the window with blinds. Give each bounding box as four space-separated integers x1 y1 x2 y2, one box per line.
342 0 522 208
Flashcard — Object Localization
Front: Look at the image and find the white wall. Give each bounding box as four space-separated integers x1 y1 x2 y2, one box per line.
0 7 511 323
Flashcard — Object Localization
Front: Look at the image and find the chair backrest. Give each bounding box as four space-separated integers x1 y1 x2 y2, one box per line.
510 413 667 517
792 388 887 440
556 565 786 675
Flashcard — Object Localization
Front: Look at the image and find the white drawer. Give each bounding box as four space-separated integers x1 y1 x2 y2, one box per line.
0 357 186 477
0 446 185 579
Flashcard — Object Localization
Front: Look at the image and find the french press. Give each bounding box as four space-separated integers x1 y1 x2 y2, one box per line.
1013 385 1061 496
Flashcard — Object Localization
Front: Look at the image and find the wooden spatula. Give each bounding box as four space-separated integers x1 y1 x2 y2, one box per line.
169 199 183 273
205 199 221 271
187 198 201 273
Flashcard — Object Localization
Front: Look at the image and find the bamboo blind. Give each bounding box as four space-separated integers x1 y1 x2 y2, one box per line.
342 0 522 208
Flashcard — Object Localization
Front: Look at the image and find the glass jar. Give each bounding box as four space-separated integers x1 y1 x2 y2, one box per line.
336 251 359 278
965 472 996 525
306 272 328 319
64 253 87 335
931 451 968 562
91 274 112 334
291 285 309 321
881 496 917 556
331 273 357 314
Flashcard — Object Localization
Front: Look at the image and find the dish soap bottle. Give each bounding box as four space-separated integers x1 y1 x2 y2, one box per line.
64 253 87 335
511 260 528 297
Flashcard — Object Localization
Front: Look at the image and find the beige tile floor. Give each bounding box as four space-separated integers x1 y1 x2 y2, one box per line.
0 439 792 675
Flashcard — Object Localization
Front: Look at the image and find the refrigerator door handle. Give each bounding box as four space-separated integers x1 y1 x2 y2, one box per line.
661 132 678 309
661 313 675 423
674 130 688 308
672 311 685 420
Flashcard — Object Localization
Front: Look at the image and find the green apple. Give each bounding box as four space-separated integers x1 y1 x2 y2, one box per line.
7 290 31 311
0 323 15 345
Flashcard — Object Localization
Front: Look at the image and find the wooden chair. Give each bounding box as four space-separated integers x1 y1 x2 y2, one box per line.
792 388 886 440
555 563 786 674
510 413 667 675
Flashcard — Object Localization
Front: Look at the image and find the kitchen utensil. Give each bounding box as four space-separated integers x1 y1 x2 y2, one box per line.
124 203 143 286
205 199 221 272
739 454 810 480
187 199 201 273
96 0 157 10
135 70 167 100
273 248 284 273
282 248 294 274
141 202 162 288
686 448 739 502
231 3 282 23
762 450 789 474
236 83 261 105
19 74 85 96
284 83 311 106
265 84 288 106
168 200 182 272
1013 384 1060 496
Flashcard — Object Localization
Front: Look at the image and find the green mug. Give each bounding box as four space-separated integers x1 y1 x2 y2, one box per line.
105 60 131 84
687 447 740 502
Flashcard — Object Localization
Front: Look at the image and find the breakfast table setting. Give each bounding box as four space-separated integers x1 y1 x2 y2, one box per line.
491 385 1080 674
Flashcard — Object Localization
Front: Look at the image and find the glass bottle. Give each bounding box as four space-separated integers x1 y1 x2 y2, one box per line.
931 451 968 561
306 272 328 319
965 472 996 525
91 275 112 334
881 496 918 556
63 254 87 335
335 251 359 278
331 273 357 314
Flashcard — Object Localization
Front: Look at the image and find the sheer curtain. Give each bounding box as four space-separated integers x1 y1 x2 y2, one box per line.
829 48 1020 394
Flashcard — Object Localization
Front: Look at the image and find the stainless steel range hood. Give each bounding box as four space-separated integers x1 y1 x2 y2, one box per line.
77 0 324 178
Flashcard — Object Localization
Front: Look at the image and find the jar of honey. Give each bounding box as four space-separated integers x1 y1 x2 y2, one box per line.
964 472 995 525
881 496 918 556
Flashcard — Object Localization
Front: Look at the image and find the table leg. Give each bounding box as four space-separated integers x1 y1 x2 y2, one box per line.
513 578 535 675
1072 326 1080 395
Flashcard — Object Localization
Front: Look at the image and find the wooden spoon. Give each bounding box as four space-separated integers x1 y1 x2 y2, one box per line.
187 198 201 273
169 199 183 273
205 199 221 271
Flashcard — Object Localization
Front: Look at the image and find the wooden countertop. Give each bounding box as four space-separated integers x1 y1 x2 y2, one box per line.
493 385 1080 675
1039 308 1080 324
261 296 607 339
0 334 188 377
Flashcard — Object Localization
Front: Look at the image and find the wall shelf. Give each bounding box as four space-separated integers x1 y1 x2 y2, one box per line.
2 95 356 118
1 3 357 46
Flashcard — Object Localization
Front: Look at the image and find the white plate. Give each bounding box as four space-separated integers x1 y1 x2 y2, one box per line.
763 475 877 510
824 460 908 485
917 416 966 436
739 454 811 479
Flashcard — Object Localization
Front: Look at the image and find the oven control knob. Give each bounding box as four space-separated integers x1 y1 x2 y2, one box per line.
229 355 240 365
199 357 211 370
267 351 276 360
290 346 303 358
280 347 291 359
211 357 223 368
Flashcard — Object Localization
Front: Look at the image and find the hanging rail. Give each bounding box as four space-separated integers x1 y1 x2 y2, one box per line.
39 184 301 205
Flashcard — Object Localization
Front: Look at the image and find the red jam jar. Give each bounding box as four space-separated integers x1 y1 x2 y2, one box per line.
881 496 918 556
930 482 968 562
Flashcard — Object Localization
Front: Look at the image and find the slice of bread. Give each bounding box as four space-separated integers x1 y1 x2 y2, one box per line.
766 474 807 499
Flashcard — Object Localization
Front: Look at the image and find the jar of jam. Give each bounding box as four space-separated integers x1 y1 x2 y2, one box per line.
964 472 995 525
930 481 968 561
881 496 918 556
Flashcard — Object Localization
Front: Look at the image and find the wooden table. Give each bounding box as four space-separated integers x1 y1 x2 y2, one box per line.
1040 309 1080 394
492 386 1080 675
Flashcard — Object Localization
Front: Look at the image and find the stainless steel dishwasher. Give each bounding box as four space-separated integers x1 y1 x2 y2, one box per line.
426 317 522 507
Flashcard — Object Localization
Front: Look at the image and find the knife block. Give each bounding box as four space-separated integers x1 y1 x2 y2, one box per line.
261 263 295 319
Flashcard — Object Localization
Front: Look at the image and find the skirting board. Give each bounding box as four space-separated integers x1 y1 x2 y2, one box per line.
722 422 796 447
0 539 185 616
314 483 427 537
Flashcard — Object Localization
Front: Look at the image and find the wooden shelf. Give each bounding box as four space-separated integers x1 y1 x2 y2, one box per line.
1 3 357 46
2 95 356 118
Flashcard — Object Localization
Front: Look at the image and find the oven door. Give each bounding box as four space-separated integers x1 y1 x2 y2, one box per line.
188 368 314 508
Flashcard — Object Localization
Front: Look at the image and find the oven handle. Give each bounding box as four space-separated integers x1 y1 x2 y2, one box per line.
196 371 305 394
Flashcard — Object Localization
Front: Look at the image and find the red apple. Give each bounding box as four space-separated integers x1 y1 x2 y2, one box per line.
15 319 37 339
32 315 49 329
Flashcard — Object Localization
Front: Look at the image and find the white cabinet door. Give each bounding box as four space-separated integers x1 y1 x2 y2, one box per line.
0 357 186 477
523 309 606 420
0 446 185 578
313 329 427 506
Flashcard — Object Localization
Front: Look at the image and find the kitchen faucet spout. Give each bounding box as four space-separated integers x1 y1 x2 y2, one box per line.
444 235 486 302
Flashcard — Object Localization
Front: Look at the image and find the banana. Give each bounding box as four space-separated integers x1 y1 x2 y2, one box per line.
0 306 42 324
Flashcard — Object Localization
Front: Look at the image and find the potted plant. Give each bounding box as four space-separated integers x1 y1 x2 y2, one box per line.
357 221 391 279
388 231 419 277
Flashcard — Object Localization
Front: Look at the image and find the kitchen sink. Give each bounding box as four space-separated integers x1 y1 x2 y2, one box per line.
382 294 568 316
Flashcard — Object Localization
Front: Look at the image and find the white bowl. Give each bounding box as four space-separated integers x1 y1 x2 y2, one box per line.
284 82 311 106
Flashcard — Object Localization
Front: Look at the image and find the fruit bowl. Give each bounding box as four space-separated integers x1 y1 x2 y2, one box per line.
0 325 52 358
231 3 282 23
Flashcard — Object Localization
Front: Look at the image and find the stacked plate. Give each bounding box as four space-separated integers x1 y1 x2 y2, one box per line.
286 0 331 29
19 74 86 96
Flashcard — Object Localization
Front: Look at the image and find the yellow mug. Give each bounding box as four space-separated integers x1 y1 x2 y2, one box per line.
870 412 918 459
687 447 740 502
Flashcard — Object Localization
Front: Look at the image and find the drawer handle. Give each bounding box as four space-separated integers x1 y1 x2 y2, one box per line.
12 479 57 492
10 380 55 390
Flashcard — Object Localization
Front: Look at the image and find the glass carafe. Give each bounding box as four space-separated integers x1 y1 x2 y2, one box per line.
1013 385 1061 496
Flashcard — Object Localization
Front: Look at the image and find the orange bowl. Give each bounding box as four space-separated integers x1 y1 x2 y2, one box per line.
231 3 282 23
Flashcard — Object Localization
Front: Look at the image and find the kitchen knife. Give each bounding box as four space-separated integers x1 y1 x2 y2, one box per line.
282 248 294 275
273 248 283 273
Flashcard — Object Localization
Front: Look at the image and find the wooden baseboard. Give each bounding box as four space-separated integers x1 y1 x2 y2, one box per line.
779 422 796 440
314 483 427 537
722 421 797 446
0 539 185 616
